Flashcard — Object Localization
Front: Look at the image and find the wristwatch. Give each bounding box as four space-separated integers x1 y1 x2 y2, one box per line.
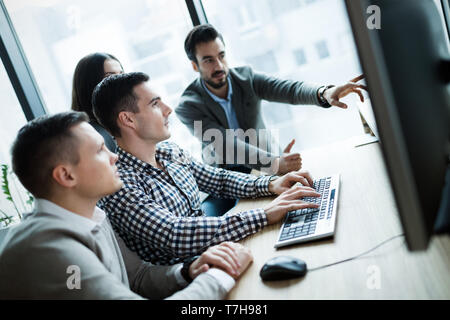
180 255 200 283
318 85 335 108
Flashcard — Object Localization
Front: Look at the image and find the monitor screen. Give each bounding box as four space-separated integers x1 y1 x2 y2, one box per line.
345 0 450 250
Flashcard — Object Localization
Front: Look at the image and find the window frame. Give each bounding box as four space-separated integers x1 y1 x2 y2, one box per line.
0 0 47 121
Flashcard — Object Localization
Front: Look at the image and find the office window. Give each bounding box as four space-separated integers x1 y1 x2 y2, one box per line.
202 0 365 151
268 0 302 17
3 0 202 158
236 3 259 31
246 50 279 74
0 60 30 225
315 40 330 59
293 48 307 66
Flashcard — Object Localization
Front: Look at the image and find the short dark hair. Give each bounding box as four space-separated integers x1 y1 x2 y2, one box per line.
92 72 150 138
11 111 89 198
71 52 123 120
184 24 225 63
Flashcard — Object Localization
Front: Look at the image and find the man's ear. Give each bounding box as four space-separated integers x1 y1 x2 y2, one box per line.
117 111 136 132
52 164 77 189
191 60 199 73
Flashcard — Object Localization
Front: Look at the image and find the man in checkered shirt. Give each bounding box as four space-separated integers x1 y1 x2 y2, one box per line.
93 72 321 265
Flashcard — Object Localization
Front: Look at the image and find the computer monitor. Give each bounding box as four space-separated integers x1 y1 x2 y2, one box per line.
345 0 450 251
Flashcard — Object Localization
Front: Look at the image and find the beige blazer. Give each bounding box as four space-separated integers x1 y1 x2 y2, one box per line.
0 201 228 300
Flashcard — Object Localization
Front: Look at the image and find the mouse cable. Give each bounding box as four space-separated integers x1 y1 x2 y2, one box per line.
308 233 405 272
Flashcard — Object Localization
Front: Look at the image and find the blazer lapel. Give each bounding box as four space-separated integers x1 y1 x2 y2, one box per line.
229 74 248 130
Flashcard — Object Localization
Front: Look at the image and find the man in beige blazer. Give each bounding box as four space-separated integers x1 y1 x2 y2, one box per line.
0 111 252 299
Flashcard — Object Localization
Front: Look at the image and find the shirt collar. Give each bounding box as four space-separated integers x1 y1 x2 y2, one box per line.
201 76 232 102
116 144 175 172
116 146 152 171
33 198 106 231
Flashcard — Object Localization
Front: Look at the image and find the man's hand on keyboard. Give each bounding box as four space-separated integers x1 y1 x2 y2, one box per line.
263 185 320 225
269 170 315 194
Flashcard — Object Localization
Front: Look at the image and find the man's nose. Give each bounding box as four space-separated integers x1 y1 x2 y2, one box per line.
109 150 119 165
162 102 172 115
215 59 224 70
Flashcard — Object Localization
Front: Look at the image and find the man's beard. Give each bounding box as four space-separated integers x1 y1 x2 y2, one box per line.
203 70 228 89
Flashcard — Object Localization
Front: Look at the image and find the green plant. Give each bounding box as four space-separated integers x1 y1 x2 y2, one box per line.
1 164 34 227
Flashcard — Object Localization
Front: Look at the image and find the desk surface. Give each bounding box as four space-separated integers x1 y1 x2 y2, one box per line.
227 138 450 299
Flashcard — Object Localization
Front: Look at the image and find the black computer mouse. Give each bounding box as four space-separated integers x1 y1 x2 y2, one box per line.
260 256 307 281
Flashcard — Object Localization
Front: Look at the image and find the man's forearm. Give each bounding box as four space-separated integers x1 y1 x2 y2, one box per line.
167 209 267 258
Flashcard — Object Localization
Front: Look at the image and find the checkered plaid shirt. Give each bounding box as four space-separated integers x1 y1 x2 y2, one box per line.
98 141 274 265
